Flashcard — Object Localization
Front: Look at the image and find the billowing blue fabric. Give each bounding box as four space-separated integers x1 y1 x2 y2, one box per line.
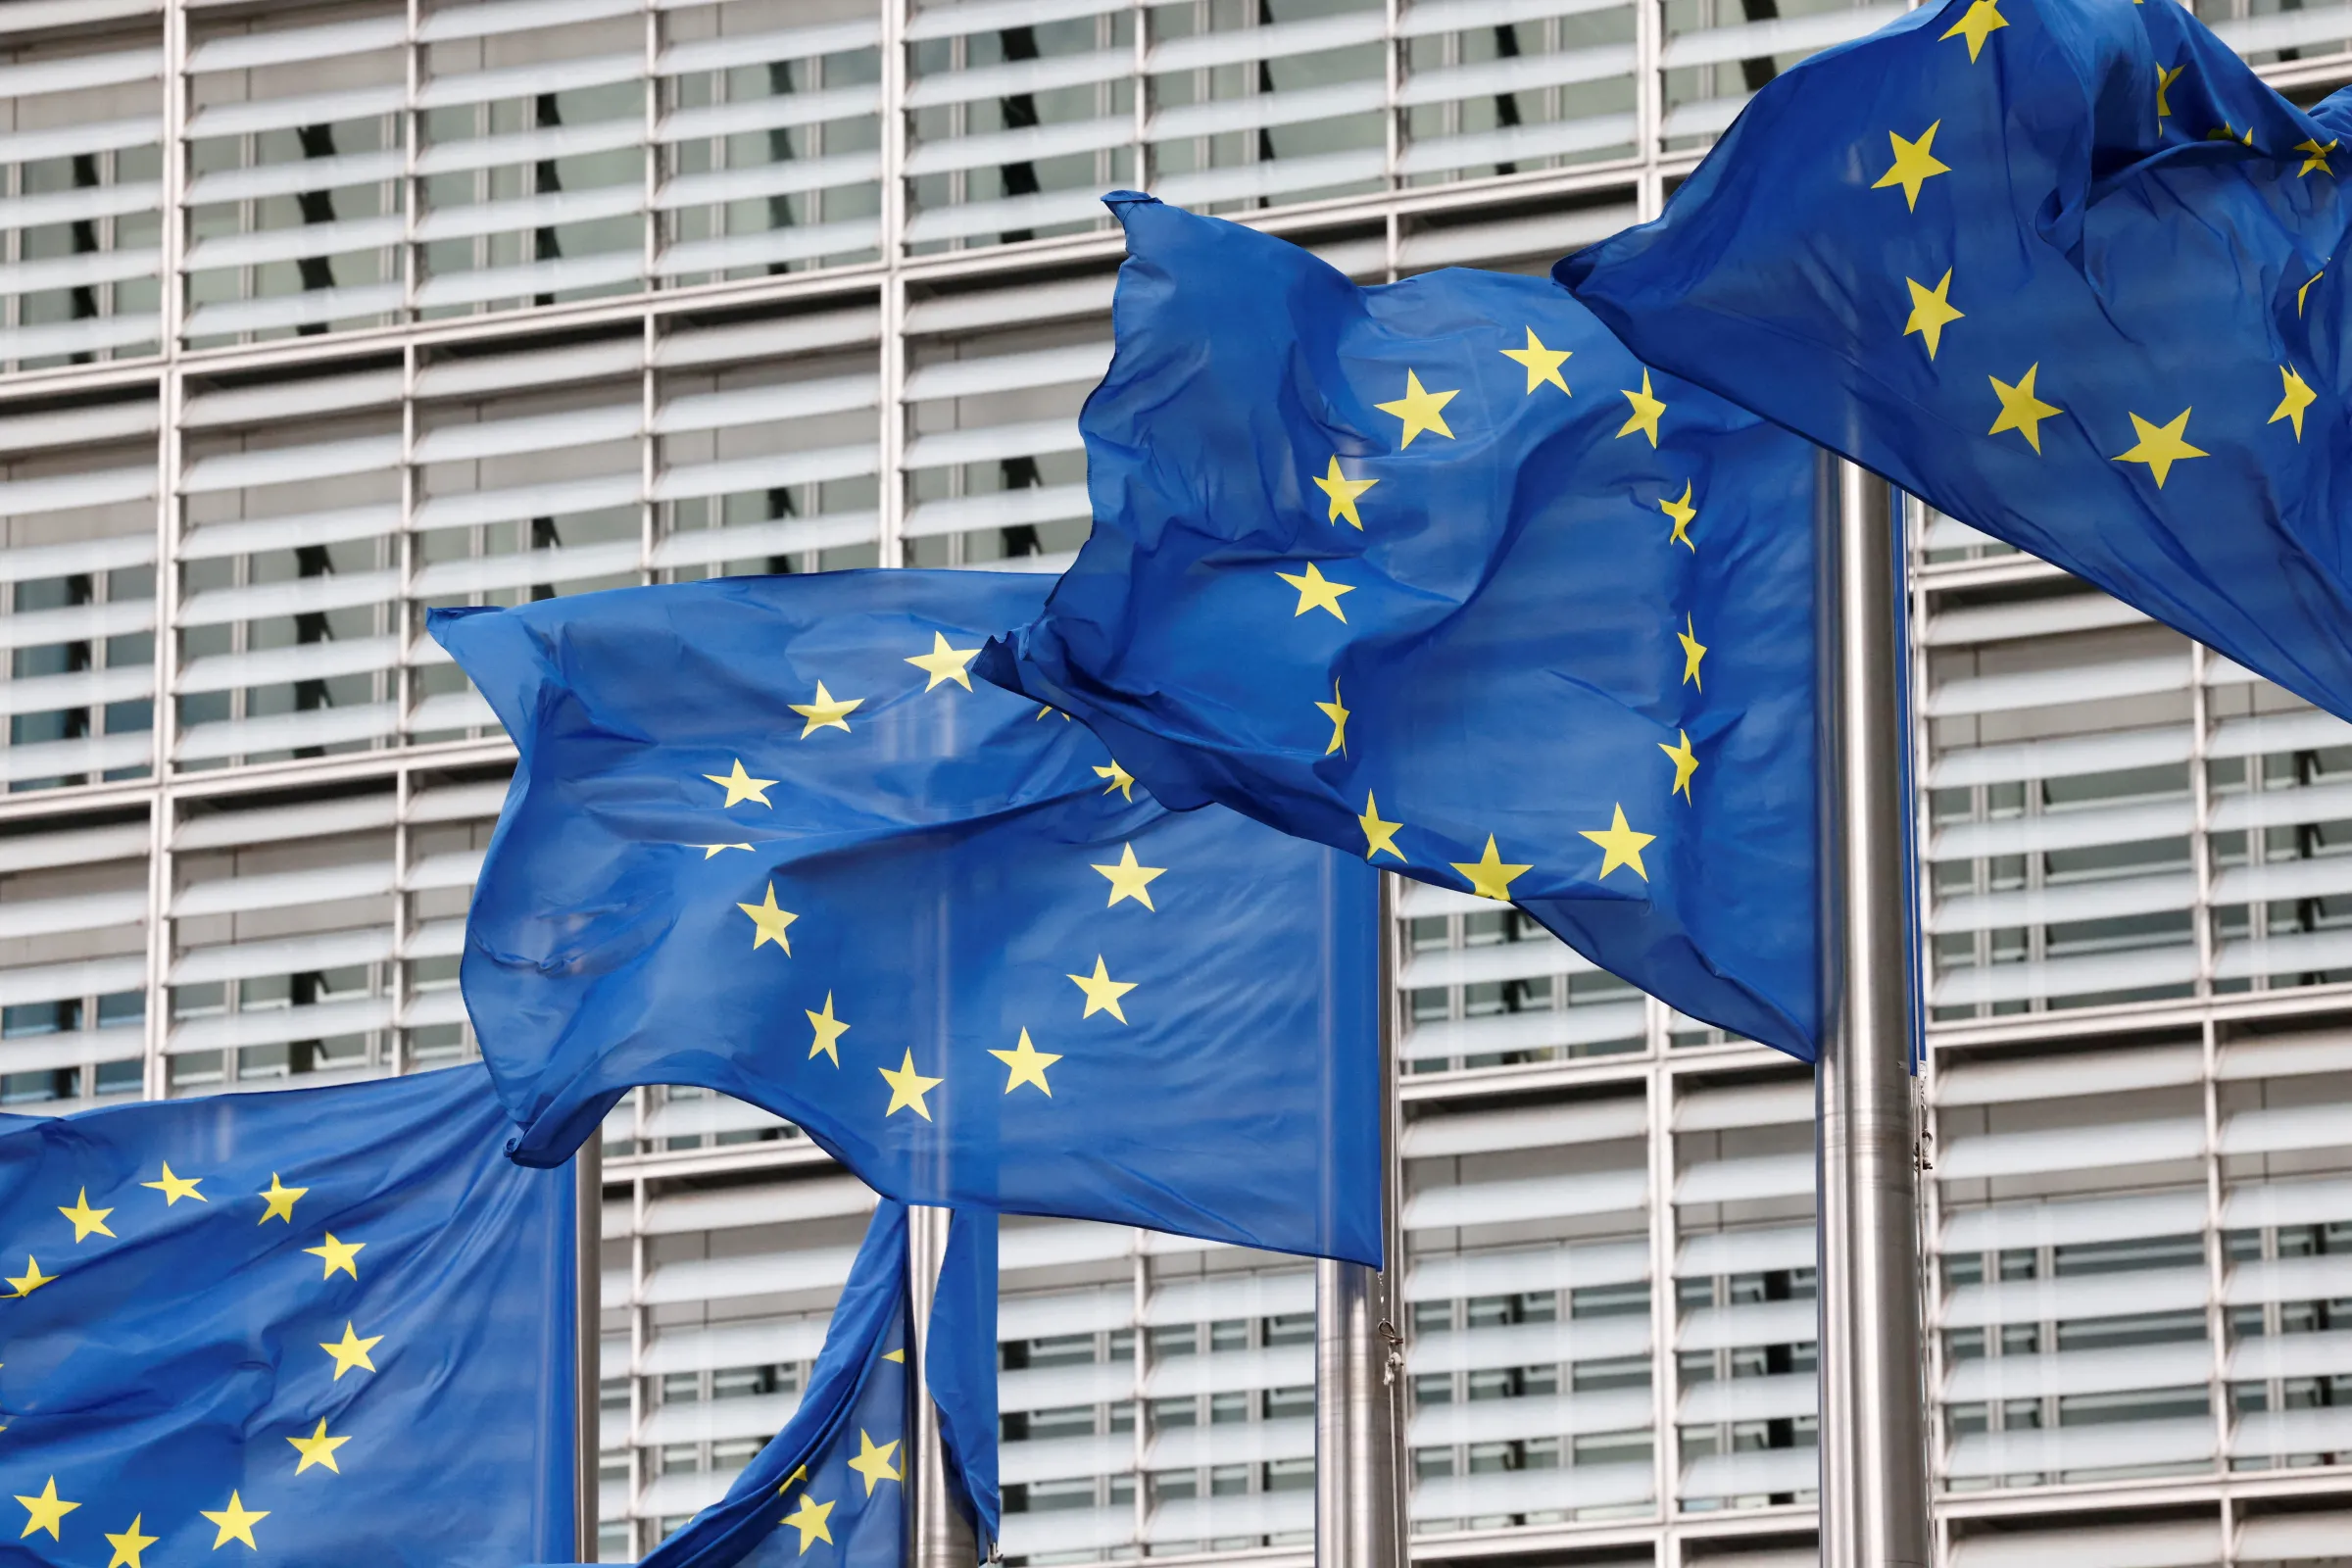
632 1201 911 1568
925 1210 999 1547
1564 0 2352 723
433 571 1381 1265
0 1065 572 1567
980 195 1821 1058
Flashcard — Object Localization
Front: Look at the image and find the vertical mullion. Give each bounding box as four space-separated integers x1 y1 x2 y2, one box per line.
2191 640 2216 998
2202 1011 2231 1488
405 0 423 322
390 760 412 1077
160 0 188 355
1646 1054 1680 1529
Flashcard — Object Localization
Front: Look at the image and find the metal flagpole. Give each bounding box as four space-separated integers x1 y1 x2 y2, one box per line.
1814 454 1933 1568
908 1204 979 1568
1314 871 1406 1568
574 1138 604 1564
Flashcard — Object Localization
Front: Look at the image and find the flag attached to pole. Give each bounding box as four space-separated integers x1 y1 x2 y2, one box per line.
0 1065 574 1565
625 1201 999 1568
980 194 1821 1058
1563 0 2352 723
435 572 1381 1264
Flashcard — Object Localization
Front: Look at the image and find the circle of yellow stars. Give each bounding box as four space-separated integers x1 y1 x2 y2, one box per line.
692 623 1184 1123
1272 331 1728 908
1863 0 2330 496
12 1162 382 1561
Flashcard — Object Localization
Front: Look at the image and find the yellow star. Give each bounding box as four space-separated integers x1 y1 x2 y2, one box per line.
318 1321 382 1381
1311 457 1379 528
1987 364 2063 452
2303 268 2328 316
789 681 861 738
141 1162 205 1205
1095 760 1136 801
1617 369 1666 445
1660 729 1700 803
905 631 981 692
990 1028 1061 1097
1036 705 1069 721
104 1514 157 1568
1678 615 1707 689
878 1350 903 1365
697 843 754 858
200 1492 268 1551
805 993 851 1065
1315 682 1349 756
2272 366 2318 440
7 1256 55 1297
703 759 775 808
15 1478 76 1541
2301 137 2339 175
847 1429 904 1494
1373 369 1458 448
1277 561 1355 621
287 1417 352 1476
1871 122 1950 210
257 1173 306 1225
1658 482 1697 551
782 1494 835 1551
1450 836 1532 902
2157 63 2184 120
737 883 800 954
879 1051 943 1120
1941 0 2006 61
1068 956 1137 1022
1902 270 1964 360
1358 791 1404 861
1500 327 1572 395
1092 843 1165 909
780 1464 810 1490
2206 123 2254 147
1580 804 1656 881
2113 408 2206 487
58 1188 113 1243
304 1232 365 1281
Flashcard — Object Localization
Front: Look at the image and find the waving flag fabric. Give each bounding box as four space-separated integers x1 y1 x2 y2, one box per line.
1563 0 2352 723
980 195 1821 1057
0 1065 573 1568
435 572 1380 1265
630 1201 930 1568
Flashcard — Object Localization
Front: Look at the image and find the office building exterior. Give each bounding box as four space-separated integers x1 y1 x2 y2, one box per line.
0 0 2348 1563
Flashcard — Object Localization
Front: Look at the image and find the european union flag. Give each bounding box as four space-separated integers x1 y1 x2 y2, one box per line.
979 195 1821 1057
434 571 1380 1263
1564 0 2352 721
632 1203 999 1568
0 1065 573 1567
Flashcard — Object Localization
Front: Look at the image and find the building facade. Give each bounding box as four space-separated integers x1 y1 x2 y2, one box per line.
0 0 2348 1564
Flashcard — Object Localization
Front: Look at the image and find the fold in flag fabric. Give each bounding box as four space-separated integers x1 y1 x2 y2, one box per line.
434 572 1381 1264
923 1208 1000 1544
980 194 1820 1058
622 1202 999 1568
1564 0 2352 723
0 1065 574 1567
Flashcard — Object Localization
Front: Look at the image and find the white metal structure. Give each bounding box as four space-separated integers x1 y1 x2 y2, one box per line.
3 2 2351 1564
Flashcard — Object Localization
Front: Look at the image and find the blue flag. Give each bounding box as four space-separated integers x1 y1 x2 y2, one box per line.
546 1203 998 1568
0 1065 573 1567
923 1210 999 1546
980 195 1821 1057
433 572 1381 1264
1563 0 2352 723
629 1202 998 1568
